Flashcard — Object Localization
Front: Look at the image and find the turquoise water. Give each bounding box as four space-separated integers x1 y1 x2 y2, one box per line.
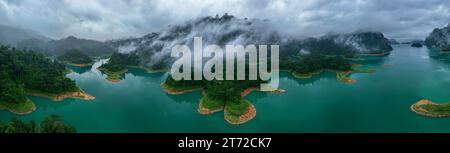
1 44 450 133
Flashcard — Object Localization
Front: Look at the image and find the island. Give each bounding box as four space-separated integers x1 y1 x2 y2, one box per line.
282 54 375 84
160 76 203 95
98 52 167 83
57 49 94 67
411 42 423 48
425 22 450 52
0 46 95 115
161 75 265 125
411 99 450 117
279 31 390 83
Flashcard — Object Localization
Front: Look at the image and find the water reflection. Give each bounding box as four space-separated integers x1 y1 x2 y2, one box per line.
28 96 77 110
165 91 202 104
428 48 450 63
354 55 390 67
127 68 166 80
66 64 92 74
283 71 335 86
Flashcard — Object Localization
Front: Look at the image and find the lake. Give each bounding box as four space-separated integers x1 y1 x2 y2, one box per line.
1 44 450 133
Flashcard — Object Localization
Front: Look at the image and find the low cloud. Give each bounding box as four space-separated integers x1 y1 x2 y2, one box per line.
1 0 449 41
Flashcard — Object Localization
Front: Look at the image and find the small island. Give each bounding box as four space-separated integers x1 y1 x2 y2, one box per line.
411 42 423 48
425 23 450 53
58 49 94 67
286 54 374 84
411 99 450 117
0 46 95 115
26 88 95 101
0 99 36 115
162 75 263 125
98 52 167 83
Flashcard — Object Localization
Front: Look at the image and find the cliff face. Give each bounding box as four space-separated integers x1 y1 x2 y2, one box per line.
324 32 393 54
107 14 280 69
425 23 450 51
107 15 393 69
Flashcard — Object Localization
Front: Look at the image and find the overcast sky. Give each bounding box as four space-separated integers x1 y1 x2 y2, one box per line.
1 0 449 41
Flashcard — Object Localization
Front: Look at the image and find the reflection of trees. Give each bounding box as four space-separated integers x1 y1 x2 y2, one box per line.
127 68 166 79
285 71 335 86
28 96 75 110
65 65 91 74
165 91 202 104
244 91 269 104
352 55 389 67
284 54 390 86
428 48 450 64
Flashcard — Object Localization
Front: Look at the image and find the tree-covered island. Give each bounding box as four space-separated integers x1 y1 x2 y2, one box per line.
98 52 167 83
411 99 450 117
280 39 379 84
0 46 94 115
161 74 265 124
57 49 94 67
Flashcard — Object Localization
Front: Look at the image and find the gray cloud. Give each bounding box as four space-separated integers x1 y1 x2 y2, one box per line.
0 0 449 41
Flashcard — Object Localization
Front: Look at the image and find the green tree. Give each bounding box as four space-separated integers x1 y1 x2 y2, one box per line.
3 122 17 133
205 81 241 103
0 72 27 103
58 49 94 64
41 115 76 133
0 115 75 133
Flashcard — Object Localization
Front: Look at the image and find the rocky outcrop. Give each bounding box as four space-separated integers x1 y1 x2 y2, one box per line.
107 14 393 70
388 39 399 45
107 14 280 69
323 31 393 54
425 23 450 51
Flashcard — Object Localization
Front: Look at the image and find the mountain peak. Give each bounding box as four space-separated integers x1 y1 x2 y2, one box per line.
65 36 78 40
0 24 51 46
425 23 450 50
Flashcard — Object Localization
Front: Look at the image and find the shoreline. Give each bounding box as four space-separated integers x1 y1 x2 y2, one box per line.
196 88 262 124
197 97 224 115
97 67 128 83
221 88 260 124
336 71 357 84
0 99 37 115
290 65 374 84
105 77 122 83
27 89 95 102
9 102 37 115
162 83 283 124
128 66 168 73
66 62 93 67
224 102 256 125
241 88 258 97
411 99 450 118
97 66 165 83
160 83 203 95
359 51 391 57
292 70 323 79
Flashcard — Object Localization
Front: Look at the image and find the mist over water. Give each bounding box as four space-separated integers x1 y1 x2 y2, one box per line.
109 15 280 68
